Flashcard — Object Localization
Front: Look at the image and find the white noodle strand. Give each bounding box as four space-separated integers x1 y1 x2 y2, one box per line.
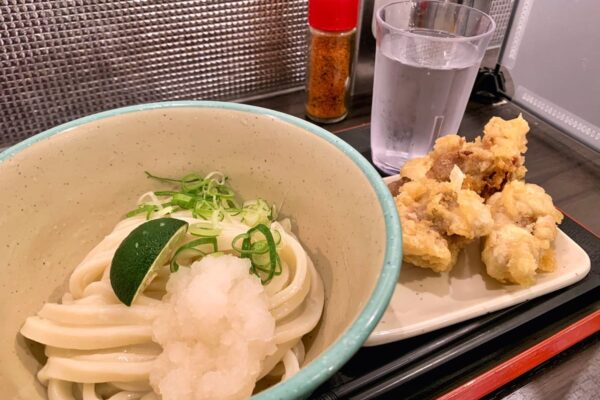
21 211 324 400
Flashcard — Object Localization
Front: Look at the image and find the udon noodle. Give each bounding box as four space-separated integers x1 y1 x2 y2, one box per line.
21 203 324 399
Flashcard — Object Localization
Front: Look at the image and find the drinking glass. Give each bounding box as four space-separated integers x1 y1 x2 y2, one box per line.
371 0 495 174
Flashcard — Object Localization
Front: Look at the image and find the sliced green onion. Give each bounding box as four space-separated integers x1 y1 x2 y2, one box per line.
217 186 235 198
270 204 278 221
232 233 251 254
189 222 222 237
125 172 284 284
251 240 270 254
236 224 280 284
272 229 282 246
126 204 157 218
144 171 180 183
226 199 241 210
181 173 204 192
170 237 218 272
154 191 178 197
172 193 195 208
128 171 277 227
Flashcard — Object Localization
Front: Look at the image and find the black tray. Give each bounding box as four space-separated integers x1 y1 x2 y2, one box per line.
311 128 600 400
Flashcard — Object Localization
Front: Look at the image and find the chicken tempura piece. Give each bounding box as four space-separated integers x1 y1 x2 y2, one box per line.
400 115 529 198
482 181 563 286
396 169 493 272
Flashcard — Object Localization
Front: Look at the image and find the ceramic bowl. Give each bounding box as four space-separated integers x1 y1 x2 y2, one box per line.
0 101 401 399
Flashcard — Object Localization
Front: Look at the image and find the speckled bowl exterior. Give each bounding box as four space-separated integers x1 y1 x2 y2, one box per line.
0 101 401 400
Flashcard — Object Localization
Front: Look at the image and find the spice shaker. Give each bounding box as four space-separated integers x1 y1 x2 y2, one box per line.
305 0 359 123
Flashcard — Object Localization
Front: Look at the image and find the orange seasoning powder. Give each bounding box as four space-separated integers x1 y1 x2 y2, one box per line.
305 0 358 123
305 29 355 122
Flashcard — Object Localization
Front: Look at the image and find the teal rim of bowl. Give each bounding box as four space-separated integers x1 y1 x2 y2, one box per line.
0 101 402 399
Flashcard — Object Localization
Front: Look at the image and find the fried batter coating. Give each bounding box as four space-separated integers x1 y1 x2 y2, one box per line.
482 181 563 286
396 176 493 272
400 115 529 198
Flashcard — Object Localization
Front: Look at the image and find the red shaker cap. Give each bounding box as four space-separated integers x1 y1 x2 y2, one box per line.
308 0 360 32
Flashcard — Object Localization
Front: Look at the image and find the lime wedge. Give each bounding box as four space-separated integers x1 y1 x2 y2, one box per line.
110 218 188 306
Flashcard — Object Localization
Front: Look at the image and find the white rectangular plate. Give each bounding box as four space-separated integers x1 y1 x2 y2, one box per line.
365 176 592 347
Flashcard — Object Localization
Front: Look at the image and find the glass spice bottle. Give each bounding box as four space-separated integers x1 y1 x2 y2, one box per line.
305 0 359 123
